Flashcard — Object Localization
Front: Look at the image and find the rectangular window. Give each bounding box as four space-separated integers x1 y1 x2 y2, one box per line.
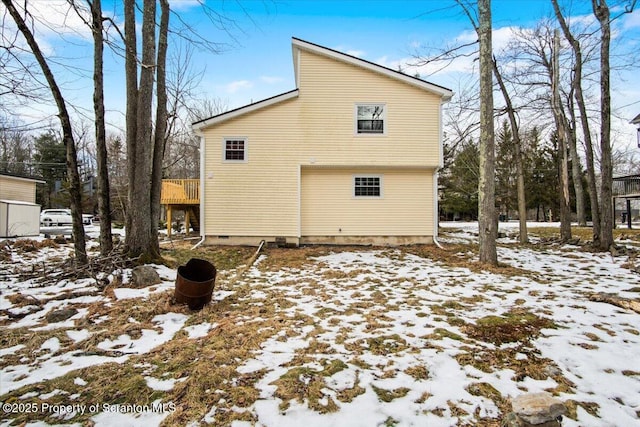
354 176 381 197
356 104 385 134
224 138 246 162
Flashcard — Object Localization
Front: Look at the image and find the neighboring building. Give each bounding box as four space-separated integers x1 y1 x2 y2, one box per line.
0 173 43 204
632 113 640 148
0 173 45 237
193 38 453 246
613 173 640 229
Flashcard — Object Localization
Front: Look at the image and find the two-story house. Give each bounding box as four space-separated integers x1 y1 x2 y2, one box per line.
193 38 453 246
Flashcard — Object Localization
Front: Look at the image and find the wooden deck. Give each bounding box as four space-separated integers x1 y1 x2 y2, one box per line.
613 174 640 229
161 179 200 237
161 179 199 205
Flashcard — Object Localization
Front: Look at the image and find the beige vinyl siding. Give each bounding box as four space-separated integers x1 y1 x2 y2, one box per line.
201 45 444 242
301 167 434 236
296 49 442 167
0 176 37 203
202 96 301 237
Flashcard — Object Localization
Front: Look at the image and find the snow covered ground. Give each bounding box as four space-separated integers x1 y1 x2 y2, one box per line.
0 223 639 426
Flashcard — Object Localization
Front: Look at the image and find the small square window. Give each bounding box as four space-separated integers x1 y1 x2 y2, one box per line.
224 139 246 162
356 104 385 134
354 176 381 197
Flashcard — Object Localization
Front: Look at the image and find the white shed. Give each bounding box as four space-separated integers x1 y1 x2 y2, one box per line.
0 200 41 238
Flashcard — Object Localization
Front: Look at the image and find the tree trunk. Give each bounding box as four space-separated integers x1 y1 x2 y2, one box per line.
90 0 113 255
124 0 137 241
478 0 498 265
566 95 586 226
3 0 87 265
492 57 527 243
124 0 161 260
551 29 572 241
552 0 601 241
150 0 170 253
592 0 614 250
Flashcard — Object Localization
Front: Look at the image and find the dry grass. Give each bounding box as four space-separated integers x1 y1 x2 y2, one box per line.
1 237 631 426
528 226 640 245
162 242 254 271
372 385 410 402
462 309 557 345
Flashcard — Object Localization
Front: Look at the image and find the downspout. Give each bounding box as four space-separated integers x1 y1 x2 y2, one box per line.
433 169 444 249
192 132 206 250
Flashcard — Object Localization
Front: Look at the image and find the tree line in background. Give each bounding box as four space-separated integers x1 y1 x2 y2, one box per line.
0 120 201 218
1 0 638 267
1 0 227 264
431 0 637 264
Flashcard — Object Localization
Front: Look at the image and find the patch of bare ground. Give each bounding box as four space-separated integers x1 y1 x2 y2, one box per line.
528 226 640 249
462 309 556 346
162 243 254 271
404 244 538 278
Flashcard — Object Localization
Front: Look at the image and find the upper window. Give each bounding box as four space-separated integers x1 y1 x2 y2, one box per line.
356 104 385 134
224 138 246 162
354 176 382 197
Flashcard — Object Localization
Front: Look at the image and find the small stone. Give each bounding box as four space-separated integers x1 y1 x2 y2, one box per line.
502 412 520 427
46 308 79 323
130 265 161 288
502 412 562 427
512 392 566 425
543 364 562 378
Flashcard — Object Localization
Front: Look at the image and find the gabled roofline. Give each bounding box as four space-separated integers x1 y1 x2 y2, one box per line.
192 89 299 132
631 113 640 125
291 37 453 101
192 38 455 131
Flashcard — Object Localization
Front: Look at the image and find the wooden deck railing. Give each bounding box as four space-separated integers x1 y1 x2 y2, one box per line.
613 174 640 198
161 179 199 205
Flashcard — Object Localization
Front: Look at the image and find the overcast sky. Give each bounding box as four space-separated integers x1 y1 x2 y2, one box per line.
3 0 640 152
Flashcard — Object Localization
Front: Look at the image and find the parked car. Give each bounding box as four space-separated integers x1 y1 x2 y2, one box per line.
40 209 73 227
82 214 93 225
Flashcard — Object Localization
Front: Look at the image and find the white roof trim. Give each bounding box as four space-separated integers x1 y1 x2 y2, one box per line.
0 174 45 184
193 38 454 132
192 89 299 131
292 38 453 101
0 199 39 206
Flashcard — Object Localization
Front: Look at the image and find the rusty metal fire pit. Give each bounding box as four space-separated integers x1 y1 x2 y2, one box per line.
174 258 216 310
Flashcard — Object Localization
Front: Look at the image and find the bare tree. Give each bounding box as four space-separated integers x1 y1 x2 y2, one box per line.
492 57 527 243
551 29 572 241
0 115 32 175
2 0 87 265
565 89 587 227
149 0 170 252
418 0 498 262
465 0 498 265
552 0 600 240
88 0 113 254
592 0 636 249
124 0 160 259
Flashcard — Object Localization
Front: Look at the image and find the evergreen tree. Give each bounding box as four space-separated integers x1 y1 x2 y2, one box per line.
496 120 517 219
525 128 559 221
441 140 480 220
33 131 66 207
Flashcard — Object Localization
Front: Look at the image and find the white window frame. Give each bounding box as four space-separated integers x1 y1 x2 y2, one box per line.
222 137 248 163
353 175 383 198
355 103 386 135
